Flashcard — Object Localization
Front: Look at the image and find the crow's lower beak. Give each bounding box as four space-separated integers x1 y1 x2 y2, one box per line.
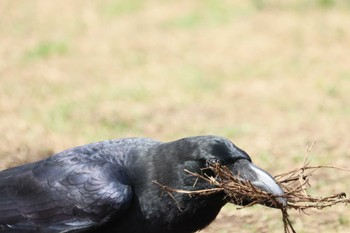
232 159 287 207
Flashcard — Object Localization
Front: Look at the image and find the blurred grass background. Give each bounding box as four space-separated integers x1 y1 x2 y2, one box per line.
0 0 349 232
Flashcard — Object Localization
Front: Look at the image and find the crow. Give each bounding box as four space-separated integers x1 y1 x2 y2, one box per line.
0 135 285 233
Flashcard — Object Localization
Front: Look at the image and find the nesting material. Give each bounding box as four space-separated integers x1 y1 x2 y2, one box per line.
155 158 350 233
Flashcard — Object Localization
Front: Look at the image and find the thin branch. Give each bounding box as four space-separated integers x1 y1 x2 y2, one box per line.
153 154 350 233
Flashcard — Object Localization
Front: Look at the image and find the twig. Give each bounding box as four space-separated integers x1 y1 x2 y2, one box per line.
154 157 350 233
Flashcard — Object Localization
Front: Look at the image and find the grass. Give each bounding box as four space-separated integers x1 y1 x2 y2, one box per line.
1 0 350 232
102 0 145 17
166 2 233 28
24 40 69 60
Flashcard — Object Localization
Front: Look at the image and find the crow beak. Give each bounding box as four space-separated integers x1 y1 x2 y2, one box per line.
232 159 287 207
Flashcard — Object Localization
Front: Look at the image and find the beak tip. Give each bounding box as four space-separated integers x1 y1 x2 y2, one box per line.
232 160 288 208
247 163 287 207
276 196 288 207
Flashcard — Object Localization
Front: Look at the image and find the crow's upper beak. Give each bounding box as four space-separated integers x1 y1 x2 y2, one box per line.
231 159 287 207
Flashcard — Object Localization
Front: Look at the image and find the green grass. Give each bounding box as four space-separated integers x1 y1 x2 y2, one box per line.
165 0 254 29
338 215 349 226
317 0 335 8
102 0 144 17
24 40 68 60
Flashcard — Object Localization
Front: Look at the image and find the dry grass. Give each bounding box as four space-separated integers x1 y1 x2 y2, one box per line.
155 156 350 232
1 0 350 232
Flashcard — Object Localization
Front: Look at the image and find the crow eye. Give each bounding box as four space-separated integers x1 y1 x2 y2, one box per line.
207 158 220 166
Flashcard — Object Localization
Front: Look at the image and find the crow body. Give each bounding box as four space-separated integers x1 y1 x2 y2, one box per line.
0 136 285 233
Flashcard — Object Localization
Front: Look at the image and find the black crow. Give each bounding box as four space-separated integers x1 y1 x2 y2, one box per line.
0 136 285 233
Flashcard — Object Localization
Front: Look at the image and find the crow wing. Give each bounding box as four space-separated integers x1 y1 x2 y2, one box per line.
0 146 133 233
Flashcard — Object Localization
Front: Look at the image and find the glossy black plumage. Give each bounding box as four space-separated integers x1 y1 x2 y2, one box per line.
0 136 285 233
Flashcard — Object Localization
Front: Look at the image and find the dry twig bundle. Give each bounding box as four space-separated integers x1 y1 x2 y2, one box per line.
155 157 350 233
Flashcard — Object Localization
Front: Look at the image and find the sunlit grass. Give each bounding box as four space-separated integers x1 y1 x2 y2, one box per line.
165 0 254 29
1 0 350 232
24 40 69 60
102 0 145 17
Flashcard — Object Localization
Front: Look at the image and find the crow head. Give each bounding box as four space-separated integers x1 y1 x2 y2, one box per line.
195 136 287 208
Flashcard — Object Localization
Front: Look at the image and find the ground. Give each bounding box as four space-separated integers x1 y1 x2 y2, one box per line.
0 0 349 232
